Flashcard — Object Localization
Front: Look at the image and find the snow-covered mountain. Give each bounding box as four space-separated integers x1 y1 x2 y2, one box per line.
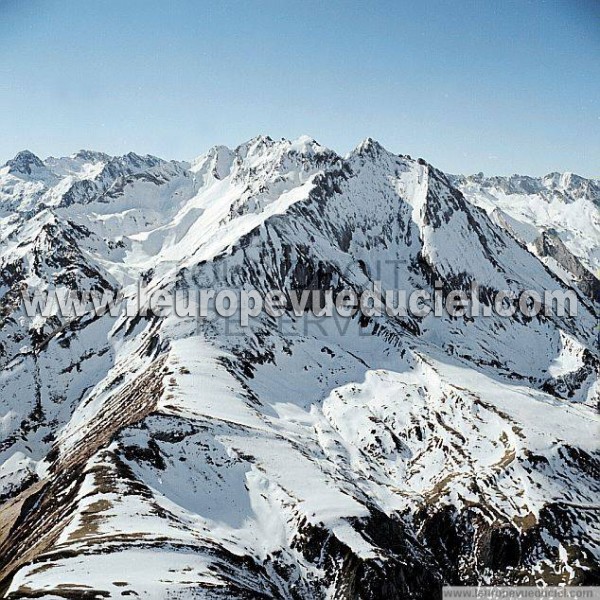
0 137 598 599
452 172 599 297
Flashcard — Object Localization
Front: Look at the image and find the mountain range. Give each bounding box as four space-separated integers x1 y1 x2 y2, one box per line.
0 136 598 599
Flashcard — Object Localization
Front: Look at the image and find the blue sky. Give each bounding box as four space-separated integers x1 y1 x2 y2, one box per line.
1 0 598 176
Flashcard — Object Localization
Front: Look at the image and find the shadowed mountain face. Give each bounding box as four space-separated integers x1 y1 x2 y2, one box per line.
0 137 598 599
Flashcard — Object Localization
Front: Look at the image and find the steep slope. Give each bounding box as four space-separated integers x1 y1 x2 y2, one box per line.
0 138 598 599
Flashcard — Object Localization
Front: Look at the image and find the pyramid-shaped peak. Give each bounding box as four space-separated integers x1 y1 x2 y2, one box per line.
352 137 389 157
5 149 46 175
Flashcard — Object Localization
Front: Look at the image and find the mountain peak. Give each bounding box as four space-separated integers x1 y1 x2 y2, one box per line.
352 137 389 157
71 149 111 163
4 149 46 175
190 145 235 180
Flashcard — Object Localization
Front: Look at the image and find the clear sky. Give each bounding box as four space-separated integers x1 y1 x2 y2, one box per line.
1 0 598 176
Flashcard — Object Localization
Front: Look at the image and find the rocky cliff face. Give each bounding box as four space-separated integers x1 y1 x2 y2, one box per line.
0 138 598 599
